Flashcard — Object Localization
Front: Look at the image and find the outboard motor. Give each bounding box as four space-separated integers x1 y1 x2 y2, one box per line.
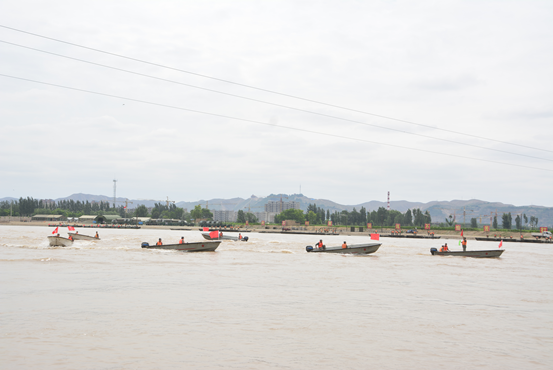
141 242 150 248
242 236 249 242
306 246 314 252
430 247 437 255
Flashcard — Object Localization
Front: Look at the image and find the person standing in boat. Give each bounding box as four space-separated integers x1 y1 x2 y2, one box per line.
179 237 185 244
462 237 467 251
342 241 347 249
238 233 242 240
95 231 99 239
156 238 163 246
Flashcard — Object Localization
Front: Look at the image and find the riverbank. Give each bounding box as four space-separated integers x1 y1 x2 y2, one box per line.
0 220 543 240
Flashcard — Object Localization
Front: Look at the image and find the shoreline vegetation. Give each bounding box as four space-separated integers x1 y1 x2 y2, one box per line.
0 220 547 241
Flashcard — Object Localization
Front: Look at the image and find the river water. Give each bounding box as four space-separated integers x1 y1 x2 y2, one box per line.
1 225 551 369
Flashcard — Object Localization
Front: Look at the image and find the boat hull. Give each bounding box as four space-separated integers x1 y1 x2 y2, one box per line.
307 242 381 255
47 236 74 247
68 233 100 241
142 241 221 252
201 232 248 241
430 249 504 258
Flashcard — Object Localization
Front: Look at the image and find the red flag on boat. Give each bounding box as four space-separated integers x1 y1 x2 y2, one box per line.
68 226 75 231
209 230 219 239
461 229 464 237
52 227 58 234
203 227 209 232
499 240 503 248
370 233 380 240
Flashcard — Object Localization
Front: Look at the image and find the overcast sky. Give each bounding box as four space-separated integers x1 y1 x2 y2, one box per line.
1 0 552 207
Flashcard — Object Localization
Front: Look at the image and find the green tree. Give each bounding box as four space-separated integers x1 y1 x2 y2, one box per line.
376 207 387 227
470 218 478 228
493 216 498 229
236 210 246 223
404 209 413 226
245 212 258 223
274 209 305 224
502 213 512 229
413 208 426 227
515 215 522 230
307 211 318 224
424 210 432 225
190 205 203 220
134 205 149 217
201 208 213 220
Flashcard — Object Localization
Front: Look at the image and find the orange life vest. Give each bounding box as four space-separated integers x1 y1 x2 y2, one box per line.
342 243 347 249
156 241 162 246
179 239 184 244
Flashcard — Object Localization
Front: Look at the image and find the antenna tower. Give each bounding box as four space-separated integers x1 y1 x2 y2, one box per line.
113 179 117 208
387 191 390 210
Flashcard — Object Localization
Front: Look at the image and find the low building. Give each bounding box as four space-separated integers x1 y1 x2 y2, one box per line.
96 215 120 224
79 215 98 224
31 214 65 222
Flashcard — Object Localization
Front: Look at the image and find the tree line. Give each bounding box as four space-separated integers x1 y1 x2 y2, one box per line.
0 197 113 217
274 204 432 227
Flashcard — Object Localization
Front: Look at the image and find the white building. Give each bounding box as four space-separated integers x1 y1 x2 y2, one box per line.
264 201 300 213
253 212 277 223
213 210 237 222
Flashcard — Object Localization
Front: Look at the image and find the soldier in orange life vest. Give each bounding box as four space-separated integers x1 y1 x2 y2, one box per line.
95 231 99 239
461 238 467 251
156 238 163 246
239 233 242 240
342 241 347 249
68 235 73 241
317 239 324 249
179 237 185 244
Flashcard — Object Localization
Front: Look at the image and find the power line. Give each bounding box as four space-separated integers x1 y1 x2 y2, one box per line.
1 23 551 155
1 39 551 163
1 72 551 173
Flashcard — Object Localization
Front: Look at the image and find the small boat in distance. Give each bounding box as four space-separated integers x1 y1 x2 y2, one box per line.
306 242 381 255
201 232 248 241
68 232 100 241
141 241 221 252
430 248 504 258
48 235 74 247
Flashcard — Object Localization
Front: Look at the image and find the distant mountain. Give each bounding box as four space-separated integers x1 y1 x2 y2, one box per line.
2 193 552 226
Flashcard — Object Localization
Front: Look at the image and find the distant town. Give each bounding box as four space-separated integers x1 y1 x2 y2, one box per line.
1 193 552 229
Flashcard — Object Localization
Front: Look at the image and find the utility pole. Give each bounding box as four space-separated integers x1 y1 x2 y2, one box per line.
387 191 390 210
113 179 117 208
